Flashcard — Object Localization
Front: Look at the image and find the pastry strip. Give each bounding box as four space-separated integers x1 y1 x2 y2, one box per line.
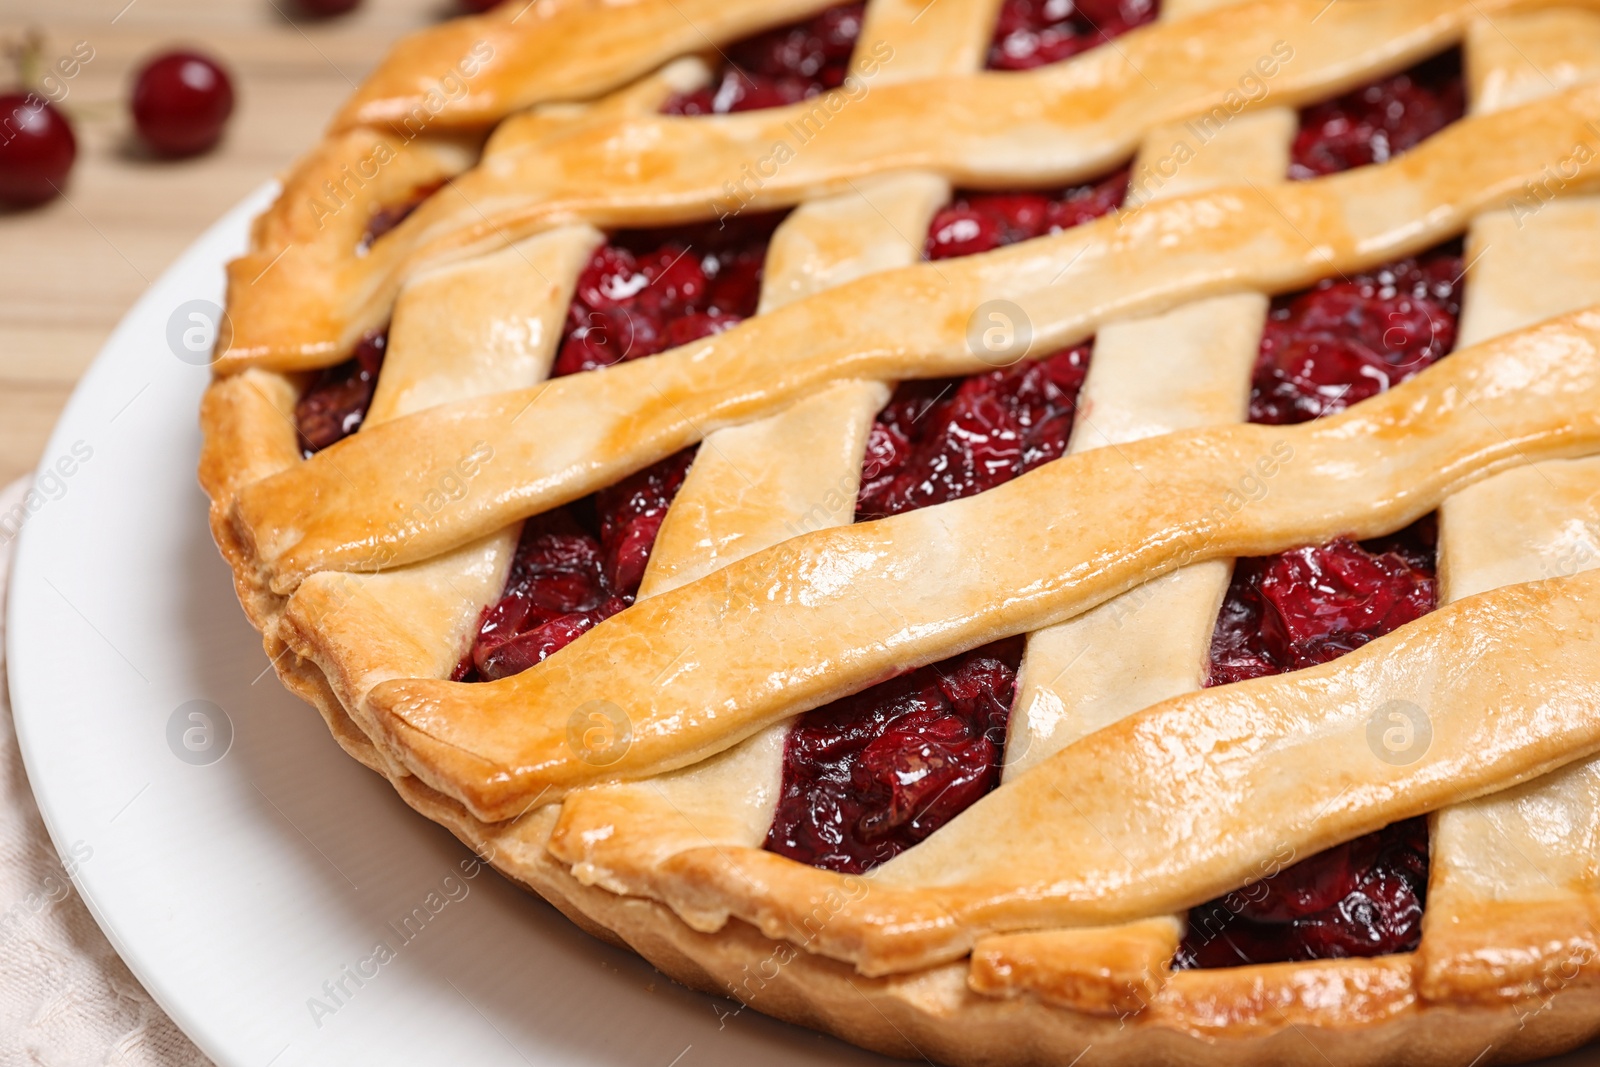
1003 109 1290 778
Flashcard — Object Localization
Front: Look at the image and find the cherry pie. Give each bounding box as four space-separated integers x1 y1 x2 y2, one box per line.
200 0 1600 1062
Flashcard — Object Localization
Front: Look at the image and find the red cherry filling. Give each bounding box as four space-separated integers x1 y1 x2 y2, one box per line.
295 331 387 455
1190 245 1452 965
551 213 782 377
459 448 696 682
765 638 1025 874
1176 817 1429 969
857 345 1091 519
357 180 447 255
1250 245 1463 425
1208 517 1438 687
988 0 1159 70
662 4 865 115
1290 50 1463 180
924 171 1130 259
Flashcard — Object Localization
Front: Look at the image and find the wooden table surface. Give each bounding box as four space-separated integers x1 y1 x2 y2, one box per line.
0 0 446 488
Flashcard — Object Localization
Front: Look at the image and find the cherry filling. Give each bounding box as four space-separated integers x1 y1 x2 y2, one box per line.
1208 518 1438 688
1256 50 1467 426
460 212 782 676
987 0 1159 70
857 346 1091 519
1185 525 1439 968
767 341 1090 873
1250 246 1463 425
551 213 783 377
766 17 1147 867
1176 817 1430 969
1187 251 1455 965
459 7 882 679
357 179 447 256
454 210 782 680
457 448 696 682
1187 255 1454 964
661 3 864 116
925 172 1130 260
767 345 1089 872
766 639 1025 874
926 0 1144 262
295 330 386 455
1290 50 1463 181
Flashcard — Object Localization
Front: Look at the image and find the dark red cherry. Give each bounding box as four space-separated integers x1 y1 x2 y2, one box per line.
458 0 504 10
1176 818 1429 969
1207 519 1437 686
463 450 697 682
856 345 1092 519
987 0 1157 71
659 4 865 115
927 206 1006 259
1291 51 1463 180
924 170 1129 262
765 638 1026 874
662 311 741 348
1249 248 1464 425
131 51 236 157
295 331 387 454
0 94 77 206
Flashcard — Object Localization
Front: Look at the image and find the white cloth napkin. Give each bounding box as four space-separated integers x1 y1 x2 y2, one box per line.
0 478 210 1066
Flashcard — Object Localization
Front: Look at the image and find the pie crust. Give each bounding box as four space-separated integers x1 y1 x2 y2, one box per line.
199 0 1600 1062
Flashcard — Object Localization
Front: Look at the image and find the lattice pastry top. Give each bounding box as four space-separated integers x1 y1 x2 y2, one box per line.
201 0 1600 1063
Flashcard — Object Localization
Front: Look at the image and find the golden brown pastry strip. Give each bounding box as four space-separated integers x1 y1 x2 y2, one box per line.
231 84 1600 589
220 0 1596 369
330 0 839 132
968 920 1184 1016
360 308 1600 821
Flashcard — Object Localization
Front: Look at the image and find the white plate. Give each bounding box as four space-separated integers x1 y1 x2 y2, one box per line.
8 186 1598 1067
4 185 887 1067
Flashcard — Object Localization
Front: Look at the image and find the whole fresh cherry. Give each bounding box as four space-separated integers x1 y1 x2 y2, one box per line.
295 0 362 15
131 51 235 157
458 0 504 10
0 93 77 206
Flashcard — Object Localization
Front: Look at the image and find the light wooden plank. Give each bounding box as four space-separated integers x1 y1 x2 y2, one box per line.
0 0 441 483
